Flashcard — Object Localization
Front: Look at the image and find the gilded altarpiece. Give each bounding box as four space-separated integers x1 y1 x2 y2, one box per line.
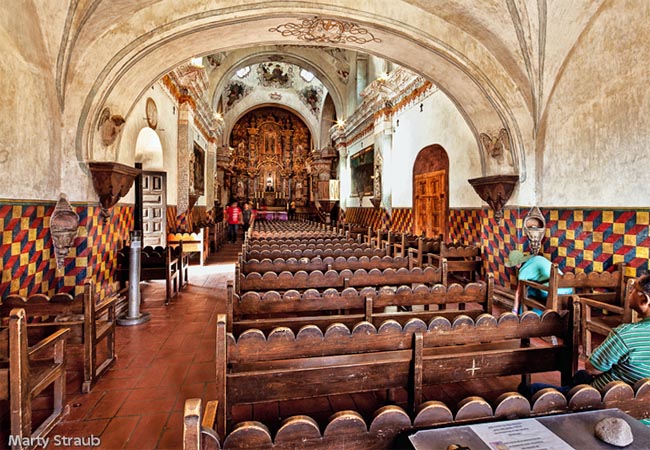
227 107 312 207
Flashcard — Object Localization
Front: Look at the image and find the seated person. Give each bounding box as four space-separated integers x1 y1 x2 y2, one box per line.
506 250 573 314
520 273 650 413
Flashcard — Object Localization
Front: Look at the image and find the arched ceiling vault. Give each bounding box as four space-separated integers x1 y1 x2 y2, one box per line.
207 48 347 120
225 101 320 150
51 1 604 182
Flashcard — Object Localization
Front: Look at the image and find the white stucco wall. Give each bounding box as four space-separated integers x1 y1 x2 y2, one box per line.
540 0 650 207
0 5 62 201
117 83 179 205
390 90 483 208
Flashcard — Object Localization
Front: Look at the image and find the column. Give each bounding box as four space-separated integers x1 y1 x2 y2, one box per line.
176 101 194 216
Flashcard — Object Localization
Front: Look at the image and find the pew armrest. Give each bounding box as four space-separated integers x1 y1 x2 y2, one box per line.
28 328 70 357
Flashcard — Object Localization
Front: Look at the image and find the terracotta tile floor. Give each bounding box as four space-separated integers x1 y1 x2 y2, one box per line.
11 239 583 449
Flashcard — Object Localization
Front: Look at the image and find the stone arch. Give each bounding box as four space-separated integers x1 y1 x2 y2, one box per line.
134 127 164 170
65 5 530 186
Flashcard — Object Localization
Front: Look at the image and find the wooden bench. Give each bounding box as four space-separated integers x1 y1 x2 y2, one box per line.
228 273 493 334
168 227 209 266
245 237 355 246
1 282 120 393
236 265 444 295
210 221 227 252
239 254 410 275
580 278 637 356
520 262 626 312
244 242 370 254
184 379 650 449
344 223 372 242
426 242 483 284
1 308 69 447
392 234 443 267
215 303 579 438
245 246 387 260
117 244 182 303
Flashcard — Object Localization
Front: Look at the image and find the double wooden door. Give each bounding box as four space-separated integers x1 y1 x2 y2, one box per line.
414 170 446 238
142 172 166 247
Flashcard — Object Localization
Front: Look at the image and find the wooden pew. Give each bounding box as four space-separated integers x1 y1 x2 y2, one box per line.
1 308 69 448
1 282 120 393
245 246 386 260
215 304 579 438
520 262 626 312
236 266 444 295
239 254 410 275
580 278 637 356
117 244 182 303
168 227 209 266
245 237 355 246
426 243 483 284
185 379 650 449
228 273 492 334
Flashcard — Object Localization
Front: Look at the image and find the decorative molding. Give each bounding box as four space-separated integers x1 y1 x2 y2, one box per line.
269 17 382 45
50 193 79 271
88 162 140 222
467 175 519 220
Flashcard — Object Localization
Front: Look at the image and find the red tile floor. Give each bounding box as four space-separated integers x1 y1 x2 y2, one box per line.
11 240 585 449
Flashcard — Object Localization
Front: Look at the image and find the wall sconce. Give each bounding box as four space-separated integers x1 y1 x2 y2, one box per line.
88 162 141 222
468 175 519 220
523 206 546 255
50 193 79 271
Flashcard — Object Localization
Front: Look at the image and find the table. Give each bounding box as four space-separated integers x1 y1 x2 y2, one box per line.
408 409 650 450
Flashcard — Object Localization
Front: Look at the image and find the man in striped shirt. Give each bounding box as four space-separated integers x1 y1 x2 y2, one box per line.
521 273 650 398
587 273 650 390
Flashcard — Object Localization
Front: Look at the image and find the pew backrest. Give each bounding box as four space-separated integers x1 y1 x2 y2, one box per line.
185 379 650 449
216 301 579 437
1 308 69 447
1 282 120 393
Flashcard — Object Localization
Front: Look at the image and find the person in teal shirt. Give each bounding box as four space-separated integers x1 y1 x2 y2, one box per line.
505 250 573 314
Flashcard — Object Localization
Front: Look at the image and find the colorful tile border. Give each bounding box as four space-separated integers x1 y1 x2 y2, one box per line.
2 201 648 297
0 202 133 300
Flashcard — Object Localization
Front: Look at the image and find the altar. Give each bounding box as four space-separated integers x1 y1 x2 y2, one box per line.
255 210 288 221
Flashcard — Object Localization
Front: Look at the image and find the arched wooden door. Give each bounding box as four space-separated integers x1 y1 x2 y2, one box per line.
412 146 449 239
414 170 445 237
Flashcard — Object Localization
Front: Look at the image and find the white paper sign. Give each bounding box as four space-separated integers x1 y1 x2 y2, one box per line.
470 418 574 450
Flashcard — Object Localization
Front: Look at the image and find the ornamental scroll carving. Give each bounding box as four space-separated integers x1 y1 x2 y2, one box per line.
269 17 382 45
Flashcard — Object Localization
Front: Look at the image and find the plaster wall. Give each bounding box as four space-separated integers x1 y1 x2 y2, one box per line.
391 90 483 208
0 3 62 200
118 82 179 206
540 0 650 207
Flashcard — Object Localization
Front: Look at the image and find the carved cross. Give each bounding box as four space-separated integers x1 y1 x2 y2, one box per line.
466 359 481 376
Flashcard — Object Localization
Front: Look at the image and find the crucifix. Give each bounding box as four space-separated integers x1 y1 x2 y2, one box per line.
466 359 481 376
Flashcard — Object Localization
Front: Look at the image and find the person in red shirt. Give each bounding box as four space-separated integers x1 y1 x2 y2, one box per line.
225 201 242 243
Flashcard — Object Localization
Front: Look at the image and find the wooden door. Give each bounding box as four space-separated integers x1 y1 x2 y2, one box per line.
142 172 166 247
414 170 446 238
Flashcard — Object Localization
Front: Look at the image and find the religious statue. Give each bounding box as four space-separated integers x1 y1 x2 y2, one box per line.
265 178 274 192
